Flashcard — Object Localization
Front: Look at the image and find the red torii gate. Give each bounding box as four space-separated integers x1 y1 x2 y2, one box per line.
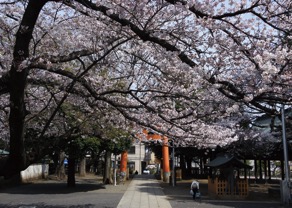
143 129 171 182
119 129 171 182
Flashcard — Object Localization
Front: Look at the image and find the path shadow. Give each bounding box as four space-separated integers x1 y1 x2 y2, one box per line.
0 181 106 194
0 203 97 208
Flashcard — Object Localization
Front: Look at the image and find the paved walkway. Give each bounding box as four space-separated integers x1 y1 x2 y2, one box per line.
0 174 287 208
117 175 171 208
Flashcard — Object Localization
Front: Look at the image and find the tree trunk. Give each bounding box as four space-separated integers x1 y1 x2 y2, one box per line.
180 154 186 179
55 151 66 179
79 157 86 177
259 160 263 180
203 157 207 176
103 150 112 184
281 160 285 180
264 160 267 181
1 0 47 178
186 157 192 177
244 160 247 179
254 159 258 180
268 160 271 180
200 157 203 175
67 157 76 187
94 152 102 174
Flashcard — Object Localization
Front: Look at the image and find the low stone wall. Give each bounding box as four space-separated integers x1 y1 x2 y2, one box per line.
21 164 49 182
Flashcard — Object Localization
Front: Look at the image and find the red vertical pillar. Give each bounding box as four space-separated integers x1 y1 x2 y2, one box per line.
162 137 170 182
120 151 128 178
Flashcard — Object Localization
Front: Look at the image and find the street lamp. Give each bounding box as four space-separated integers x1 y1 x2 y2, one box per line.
169 139 176 187
280 105 291 204
172 142 175 187
113 140 117 186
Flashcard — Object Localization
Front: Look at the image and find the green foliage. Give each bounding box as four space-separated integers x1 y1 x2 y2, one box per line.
84 137 100 153
112 137 132 155
98 126 133 154
102 137 132 155
67 136 100 159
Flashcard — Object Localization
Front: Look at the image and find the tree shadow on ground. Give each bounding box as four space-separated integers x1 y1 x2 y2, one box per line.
0 203 96 208
0 181 106 194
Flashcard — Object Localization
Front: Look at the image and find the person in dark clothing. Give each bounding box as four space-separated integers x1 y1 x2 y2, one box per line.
190 180 200 200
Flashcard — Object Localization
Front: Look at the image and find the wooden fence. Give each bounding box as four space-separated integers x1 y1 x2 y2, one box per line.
208 177 249 199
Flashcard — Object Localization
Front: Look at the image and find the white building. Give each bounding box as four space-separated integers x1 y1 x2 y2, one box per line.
112 141 157 175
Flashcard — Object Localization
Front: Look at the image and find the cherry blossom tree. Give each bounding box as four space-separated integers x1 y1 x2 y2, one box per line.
0 0 291 178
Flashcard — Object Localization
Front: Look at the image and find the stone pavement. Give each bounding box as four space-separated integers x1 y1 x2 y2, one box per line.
118 175 286 208
0 174 288 208
117 175 171 208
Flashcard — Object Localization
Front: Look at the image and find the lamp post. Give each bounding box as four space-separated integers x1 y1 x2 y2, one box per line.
113 140 117 186
140 140 142 175
172 141 175 187
114 153 117 186
280 104 291 204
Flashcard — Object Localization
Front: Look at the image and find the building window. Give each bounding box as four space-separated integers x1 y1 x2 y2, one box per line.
128 146 136 154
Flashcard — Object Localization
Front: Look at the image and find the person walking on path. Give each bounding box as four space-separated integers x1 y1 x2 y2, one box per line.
190 180 200 200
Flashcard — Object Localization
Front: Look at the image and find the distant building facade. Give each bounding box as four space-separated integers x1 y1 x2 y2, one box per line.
112 141 157 175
